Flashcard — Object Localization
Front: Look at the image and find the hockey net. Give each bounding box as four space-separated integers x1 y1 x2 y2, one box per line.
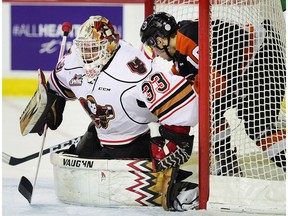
146 0 286 214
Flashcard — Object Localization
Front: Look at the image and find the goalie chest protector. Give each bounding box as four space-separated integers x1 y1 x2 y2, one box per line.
50 152 165 207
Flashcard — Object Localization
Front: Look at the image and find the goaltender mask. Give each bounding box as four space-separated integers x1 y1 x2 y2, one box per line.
19 16 199 211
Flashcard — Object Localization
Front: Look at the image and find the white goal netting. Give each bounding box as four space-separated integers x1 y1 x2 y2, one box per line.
152 0 286 214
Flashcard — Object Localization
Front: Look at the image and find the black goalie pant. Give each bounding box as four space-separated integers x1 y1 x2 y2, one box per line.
74 122 151 160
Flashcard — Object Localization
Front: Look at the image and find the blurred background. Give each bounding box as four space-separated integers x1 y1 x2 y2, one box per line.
2 0 147 97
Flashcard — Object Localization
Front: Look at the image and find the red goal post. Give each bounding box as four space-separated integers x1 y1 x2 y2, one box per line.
144 0 212 210
145 0 286 214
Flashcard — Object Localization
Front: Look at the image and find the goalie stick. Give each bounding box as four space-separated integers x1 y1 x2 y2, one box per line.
18 21 73 204
2 136 82 166
19 124 48 203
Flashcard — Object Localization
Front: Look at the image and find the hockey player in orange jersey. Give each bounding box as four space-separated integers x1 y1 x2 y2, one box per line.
140 12 286 175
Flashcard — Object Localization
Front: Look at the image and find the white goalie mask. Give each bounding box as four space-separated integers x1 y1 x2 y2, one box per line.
74 16 120 81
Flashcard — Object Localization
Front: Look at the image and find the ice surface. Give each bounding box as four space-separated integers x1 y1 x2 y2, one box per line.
2 97 282 216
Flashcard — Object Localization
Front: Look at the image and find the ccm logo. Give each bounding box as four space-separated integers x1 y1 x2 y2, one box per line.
98 87 111 91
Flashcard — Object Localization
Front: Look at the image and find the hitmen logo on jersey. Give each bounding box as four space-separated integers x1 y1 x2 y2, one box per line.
69 74 83 86
127 57 147 75
79 95 115 129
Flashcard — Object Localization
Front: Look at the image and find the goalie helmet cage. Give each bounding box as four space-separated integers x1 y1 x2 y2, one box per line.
145 0 286 214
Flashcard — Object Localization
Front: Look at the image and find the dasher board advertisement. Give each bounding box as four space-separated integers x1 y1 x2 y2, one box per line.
11 5 123 71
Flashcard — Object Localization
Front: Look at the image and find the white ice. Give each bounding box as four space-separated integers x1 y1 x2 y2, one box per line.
2 97 282 216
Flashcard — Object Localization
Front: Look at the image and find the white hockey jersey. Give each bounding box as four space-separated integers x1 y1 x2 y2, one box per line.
48 40 198 146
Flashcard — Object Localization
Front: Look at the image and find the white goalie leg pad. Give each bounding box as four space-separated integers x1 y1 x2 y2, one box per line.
50 152 164 207
20 69 48 135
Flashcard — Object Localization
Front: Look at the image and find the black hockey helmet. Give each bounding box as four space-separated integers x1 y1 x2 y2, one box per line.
140 12 178 48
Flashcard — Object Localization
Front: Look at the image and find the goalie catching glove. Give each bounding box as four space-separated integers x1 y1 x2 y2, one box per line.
19 69 66 136
149 122 194 172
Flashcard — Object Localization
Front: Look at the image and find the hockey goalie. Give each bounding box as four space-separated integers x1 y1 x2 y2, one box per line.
19 16 199 211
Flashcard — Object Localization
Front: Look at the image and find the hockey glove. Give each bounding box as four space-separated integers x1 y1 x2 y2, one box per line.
149 122 194 172
19 69 66 136
45 89 66 131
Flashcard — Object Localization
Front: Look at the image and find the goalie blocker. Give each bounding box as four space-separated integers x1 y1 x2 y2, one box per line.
50 151 199 210
20 69 66 136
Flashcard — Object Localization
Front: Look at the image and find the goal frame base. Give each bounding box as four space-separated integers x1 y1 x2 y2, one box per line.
208 176 286 215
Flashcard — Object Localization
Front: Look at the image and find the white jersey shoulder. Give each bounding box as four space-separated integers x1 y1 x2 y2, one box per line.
104 40 153 83
63 45 83 70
